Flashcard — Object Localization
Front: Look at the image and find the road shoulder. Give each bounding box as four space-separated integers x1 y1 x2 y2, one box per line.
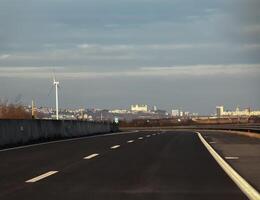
199 130 260 195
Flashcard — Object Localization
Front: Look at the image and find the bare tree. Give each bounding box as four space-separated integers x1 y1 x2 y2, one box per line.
0 100 31 119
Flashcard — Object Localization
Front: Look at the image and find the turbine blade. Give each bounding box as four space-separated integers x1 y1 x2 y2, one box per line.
52 73 55 82
52 68 56 82
47 85 54 96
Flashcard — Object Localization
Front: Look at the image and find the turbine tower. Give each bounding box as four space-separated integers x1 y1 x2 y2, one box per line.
53 76 60 120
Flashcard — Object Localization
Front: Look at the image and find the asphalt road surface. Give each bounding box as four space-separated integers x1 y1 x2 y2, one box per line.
0 131 248 200
201 130 260 191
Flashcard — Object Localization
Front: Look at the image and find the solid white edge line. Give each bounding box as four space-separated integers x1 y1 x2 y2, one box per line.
84 153 99 159
196 132 260 200
0 130 139 152
110 145 120 149
26 171 58 183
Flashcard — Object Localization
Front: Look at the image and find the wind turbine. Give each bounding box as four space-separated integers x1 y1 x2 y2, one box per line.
53 75 60 120
48 73 60 120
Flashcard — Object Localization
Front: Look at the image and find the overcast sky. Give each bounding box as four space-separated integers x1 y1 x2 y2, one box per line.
0 0 260 114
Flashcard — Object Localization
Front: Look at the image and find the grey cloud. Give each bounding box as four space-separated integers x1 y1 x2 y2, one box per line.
0 64 259 79
0 0 259 113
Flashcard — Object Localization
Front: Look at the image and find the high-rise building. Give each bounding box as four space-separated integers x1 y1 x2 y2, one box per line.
216 106 224 117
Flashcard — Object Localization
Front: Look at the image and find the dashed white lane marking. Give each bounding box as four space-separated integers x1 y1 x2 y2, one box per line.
84 153 99 159
197 132 260 200
26 171 58 183
110 145 120 149
146 135 151 138
210 141 216 144
225 156 239 160
127 140 134 143
138 137 143 140
152 133 156 136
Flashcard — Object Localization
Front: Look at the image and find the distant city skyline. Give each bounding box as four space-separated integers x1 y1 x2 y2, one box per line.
22 101 260 116
0 0 260 114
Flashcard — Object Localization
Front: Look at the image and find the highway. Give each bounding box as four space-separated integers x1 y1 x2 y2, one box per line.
0 131 251 199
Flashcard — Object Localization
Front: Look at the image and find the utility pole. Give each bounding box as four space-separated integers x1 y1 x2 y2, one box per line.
81 109 84 120
32 99 35 119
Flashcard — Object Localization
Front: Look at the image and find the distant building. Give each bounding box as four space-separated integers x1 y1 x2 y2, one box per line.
109 109 129 114
156 109 168 116
216 106 224 117
131 104 148 112
179 111 183 117
171 109 179 116
184 111 189 116
216 106 260 117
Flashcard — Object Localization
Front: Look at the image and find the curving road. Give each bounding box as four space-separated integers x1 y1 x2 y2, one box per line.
0 131 248 200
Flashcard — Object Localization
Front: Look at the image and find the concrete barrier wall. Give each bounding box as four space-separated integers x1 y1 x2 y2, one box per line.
0 119 118 148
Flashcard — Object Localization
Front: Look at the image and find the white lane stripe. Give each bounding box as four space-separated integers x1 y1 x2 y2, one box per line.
26 171 58 183
110 145 120 149
152 133 156 136
127 140 134 143
84 153 99 159
210 141 216 144
197 132 260 200
146 135 151 137
225 156 239 160
138 137 143 140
